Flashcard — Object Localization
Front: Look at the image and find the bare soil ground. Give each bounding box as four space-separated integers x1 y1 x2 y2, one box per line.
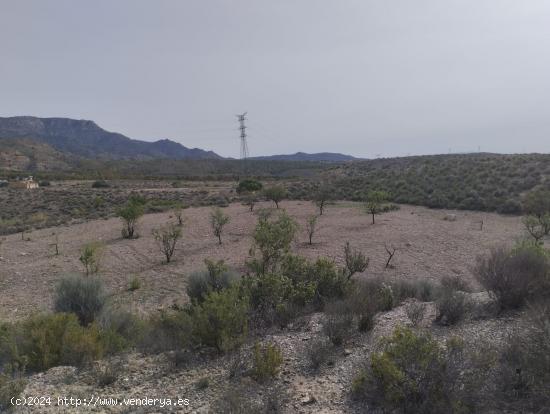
0 201 522 322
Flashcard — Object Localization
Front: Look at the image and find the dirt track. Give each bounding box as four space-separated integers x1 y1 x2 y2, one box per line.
0 201 522 321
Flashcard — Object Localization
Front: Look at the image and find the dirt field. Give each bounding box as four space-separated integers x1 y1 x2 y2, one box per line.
0 200 522 322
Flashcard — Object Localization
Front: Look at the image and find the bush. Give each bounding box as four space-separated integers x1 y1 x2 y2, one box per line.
0 373 25 412
343 242 369 280
190 286 249 352
98 307 144 354
391 279 436 303
405 302 426 327
91 180 110 188
13 313 105 372
494 305 550 410
440 275 471 293
306 337 333 370
237 178 263 194
139 310 191 354
474 245 549 310
323 301 354 346
352 327 484 413
128 276 141 291
54 274 106 326
251 342 283 382
79 241 104 275
186 259 240 303
435 284 469 326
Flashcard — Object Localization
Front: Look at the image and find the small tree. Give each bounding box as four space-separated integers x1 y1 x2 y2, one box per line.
237 178 263 194
523 215 550 244
117 201 144 239
79 242 104 275
210 207 230 245
343 242 369 280
365 190 389 224
244 192 258 212
248 211 297 274
522 189 550 218
384 244 397 268
263 185 287 209
305 215 318 245
314 184 334 215
153 223 182 263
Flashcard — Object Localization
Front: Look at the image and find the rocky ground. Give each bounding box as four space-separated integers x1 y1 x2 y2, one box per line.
13 298 525 413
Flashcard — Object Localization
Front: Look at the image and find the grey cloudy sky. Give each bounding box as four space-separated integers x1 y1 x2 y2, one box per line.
2 0 550 158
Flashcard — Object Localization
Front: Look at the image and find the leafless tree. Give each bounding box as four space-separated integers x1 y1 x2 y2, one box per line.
384 244 397 268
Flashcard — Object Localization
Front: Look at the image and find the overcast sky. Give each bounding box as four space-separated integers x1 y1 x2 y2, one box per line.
2 1 550 158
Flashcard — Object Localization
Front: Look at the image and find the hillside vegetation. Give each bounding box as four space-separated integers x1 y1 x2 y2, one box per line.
290 153 550 214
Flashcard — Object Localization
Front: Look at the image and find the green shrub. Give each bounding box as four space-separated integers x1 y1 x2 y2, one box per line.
391 279 436 303
54 275 106 326
495 305 550 410
91 180 110 188
236 179 263 194
79 241 104 275
343 242 369 280
128 276 141 291
139 310 191 354
98 307 144 354
14 313 105 372
405 302 426 327
190 286 249 352
152 223 182 263
263 185 287 209
117 201 144 239
352 327 483 413
210 207 230 245
435 290 469 326
474 245 549 310
251 342 283 382
323 301 354 346
247 211 297 274
186 259 240 303
440 275 471 293
0 373 26 412
196 377 210 390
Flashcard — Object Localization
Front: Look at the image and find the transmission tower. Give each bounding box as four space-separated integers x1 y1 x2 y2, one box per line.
237 112 248 159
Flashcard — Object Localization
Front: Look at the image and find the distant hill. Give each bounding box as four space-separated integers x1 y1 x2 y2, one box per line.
0 116 222 161
315 152 550 213
0 138 73 171
249 152 361 162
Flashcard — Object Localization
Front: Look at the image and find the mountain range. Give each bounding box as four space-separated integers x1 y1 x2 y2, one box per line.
0 116 360 170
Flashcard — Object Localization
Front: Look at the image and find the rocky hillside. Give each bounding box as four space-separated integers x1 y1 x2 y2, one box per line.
0 116 221 161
